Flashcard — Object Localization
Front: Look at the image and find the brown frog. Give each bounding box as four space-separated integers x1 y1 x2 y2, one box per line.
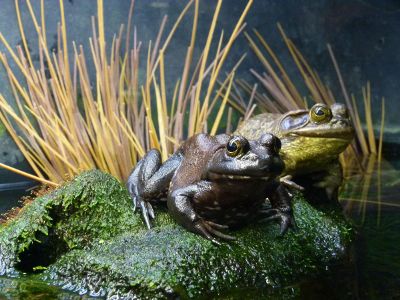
127 133 295 243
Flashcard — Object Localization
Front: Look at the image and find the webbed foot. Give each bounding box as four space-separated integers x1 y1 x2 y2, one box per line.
193 219 236 245
259 208 296 235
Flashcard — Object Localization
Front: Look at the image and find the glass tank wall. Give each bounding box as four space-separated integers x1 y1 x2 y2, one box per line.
0 1 399 298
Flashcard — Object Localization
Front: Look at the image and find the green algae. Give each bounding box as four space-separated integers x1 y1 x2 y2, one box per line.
0 170 140 275
0 170 354 299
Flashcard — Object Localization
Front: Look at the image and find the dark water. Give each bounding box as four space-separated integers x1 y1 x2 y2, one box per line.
0 163 399 299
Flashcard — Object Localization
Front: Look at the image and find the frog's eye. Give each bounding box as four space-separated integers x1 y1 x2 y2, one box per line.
226 136 248 157
310 104 332 123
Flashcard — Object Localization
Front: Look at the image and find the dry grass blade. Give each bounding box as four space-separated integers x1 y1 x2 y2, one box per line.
0 162 58 187
234 25 385 172
0 0 253 185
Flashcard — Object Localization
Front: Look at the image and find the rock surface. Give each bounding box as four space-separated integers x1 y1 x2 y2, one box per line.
0 170 353 299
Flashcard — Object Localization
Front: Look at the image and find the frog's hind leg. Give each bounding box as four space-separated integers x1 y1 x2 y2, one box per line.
127 159 144 212
127 149 161 228
168 184 236 244
127 149 182 229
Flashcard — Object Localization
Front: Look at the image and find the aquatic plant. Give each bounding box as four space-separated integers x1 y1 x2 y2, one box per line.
0 0 252 186
229 25 385 171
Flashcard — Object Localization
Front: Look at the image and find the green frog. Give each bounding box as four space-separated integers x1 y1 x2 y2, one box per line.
235 103 355 203
127 133 295 243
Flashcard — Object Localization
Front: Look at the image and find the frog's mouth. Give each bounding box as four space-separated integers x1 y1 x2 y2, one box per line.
289 127 355 139
206 172 272 181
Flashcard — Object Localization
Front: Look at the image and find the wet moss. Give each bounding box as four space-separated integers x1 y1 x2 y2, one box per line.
0 170 354 299
0 170 140 275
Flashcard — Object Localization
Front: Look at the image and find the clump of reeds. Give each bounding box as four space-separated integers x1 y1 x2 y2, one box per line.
0 0 253 186
229 24 385 172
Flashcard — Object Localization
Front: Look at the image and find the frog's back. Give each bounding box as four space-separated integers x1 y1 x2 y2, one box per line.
170 133 229 191
234 113 281 139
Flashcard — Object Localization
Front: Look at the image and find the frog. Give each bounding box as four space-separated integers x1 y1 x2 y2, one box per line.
235 103 355 203
127 133 296 243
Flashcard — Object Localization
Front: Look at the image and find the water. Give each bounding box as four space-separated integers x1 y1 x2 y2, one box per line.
0 163 399 299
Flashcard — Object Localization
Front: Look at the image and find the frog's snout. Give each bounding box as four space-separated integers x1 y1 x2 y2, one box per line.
258 133 282 155
258 156 284 175
271 157 285 174
332 117 351 128
256 133 284 175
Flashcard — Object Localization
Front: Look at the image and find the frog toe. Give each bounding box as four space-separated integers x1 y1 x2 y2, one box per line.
132 196 139 212
193 221 220 245
147 202 155 219
278 213 296 235
204 221 235 241
205 220 229 230
193 220 234 244
138 199 155 229
278 215 291 235
210 229 236 241
260 209 295 235
259 208 280 218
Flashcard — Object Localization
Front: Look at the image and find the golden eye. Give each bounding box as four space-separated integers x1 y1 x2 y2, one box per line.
226 136 246 157
310 104 332 123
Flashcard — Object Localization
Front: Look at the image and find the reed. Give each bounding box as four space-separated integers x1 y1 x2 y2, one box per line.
0 0 252 186
231 25 385 171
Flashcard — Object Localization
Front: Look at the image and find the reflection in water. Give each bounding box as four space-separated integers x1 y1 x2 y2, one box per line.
339 155 400 299
0 190 28 214
0 276 96 299
340 154 399 224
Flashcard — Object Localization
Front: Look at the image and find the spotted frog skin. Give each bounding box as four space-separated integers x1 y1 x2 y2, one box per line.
127 133 295 243
235 103 355 202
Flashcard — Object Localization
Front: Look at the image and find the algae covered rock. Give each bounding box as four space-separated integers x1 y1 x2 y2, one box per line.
0 170 140 275
0 170 353 299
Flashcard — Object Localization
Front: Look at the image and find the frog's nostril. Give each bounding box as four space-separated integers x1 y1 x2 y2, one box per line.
259 133 274 145
259 133 281 153
332 118 350 127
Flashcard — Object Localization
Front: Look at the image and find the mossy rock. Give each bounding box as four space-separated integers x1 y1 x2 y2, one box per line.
0 170 140 275
0 170 354 299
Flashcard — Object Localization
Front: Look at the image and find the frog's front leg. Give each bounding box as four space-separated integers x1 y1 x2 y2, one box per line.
127 149 182 229
261 184 296 235
168 183 235 244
